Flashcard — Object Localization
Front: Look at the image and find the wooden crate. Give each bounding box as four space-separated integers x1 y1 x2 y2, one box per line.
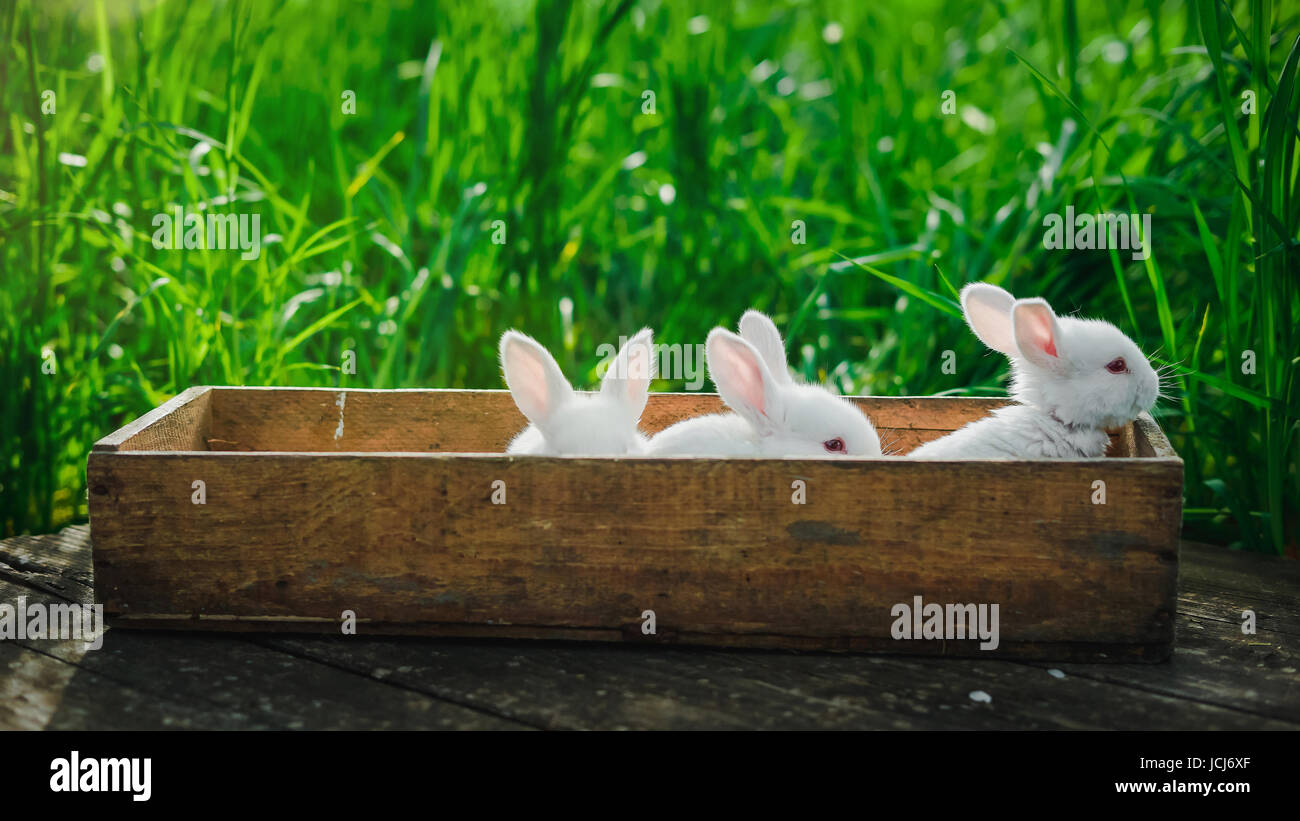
87 386 1183 661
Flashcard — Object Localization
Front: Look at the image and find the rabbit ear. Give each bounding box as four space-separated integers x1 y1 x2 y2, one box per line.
499 330 573 427
600 327 655 420
738 310 792 385
1011 298 1067 373
961 283 1017 355
707 328 783 433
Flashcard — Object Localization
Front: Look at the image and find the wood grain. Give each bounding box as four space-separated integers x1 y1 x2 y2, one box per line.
202 387 1011 453
88 385 1185 661
0 569 525 732
19 527 1298 729
92 386 212 452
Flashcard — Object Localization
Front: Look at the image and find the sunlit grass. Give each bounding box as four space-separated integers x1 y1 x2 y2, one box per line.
1 0 1296 554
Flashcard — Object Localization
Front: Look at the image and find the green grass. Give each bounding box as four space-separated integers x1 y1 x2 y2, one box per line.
1 0 1297 554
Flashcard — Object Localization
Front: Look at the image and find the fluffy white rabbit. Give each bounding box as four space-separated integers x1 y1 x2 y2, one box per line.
647 311 883 457
907 283 1159 459
500 328 655 455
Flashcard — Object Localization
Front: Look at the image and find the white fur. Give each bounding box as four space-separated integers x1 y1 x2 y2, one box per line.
908 283 1158 460
500 327 655 456
647 311 883 458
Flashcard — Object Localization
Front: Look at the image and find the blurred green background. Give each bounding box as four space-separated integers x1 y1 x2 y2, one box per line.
1 0 1296 553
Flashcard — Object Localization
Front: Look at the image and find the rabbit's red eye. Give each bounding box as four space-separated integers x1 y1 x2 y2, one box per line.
1106 357 1128 374
823 437 846 453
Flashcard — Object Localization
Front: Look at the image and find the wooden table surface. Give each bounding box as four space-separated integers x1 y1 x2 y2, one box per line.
1 525 1296 730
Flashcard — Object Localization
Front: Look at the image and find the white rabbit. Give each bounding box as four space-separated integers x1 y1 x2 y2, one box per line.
500 327 655 455
647 311 883 457
907 283 1159 459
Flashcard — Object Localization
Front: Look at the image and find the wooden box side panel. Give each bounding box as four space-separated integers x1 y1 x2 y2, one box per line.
1134 412 1177 458
91 388 1177 460
92 386 213 453
88 452 1181 655
204 387 1011 454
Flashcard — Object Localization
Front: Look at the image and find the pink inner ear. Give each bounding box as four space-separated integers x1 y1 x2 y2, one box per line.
506 343 551 418
718 340 766 416
966 302 1014 354
1018 304 1059 358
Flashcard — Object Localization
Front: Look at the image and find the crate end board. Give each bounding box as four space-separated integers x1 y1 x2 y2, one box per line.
88 388 1183 661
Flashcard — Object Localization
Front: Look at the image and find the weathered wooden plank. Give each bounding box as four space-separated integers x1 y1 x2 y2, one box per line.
3 527 1297 729
92 386 212 452
1182 560 1300 603
0 530 525 729
1178 541 1300 633
205 388 1013 453
1008 541 1300 722
0 568 525 730
88 450 1181 658
62 629 523 731
1135 413 1176 458
0 524 94 604
1180 584 1300 638
739 650 1297 730
1023 612 1300 725
258 635 1293 730
0 639 271 730
203 387 1139 457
